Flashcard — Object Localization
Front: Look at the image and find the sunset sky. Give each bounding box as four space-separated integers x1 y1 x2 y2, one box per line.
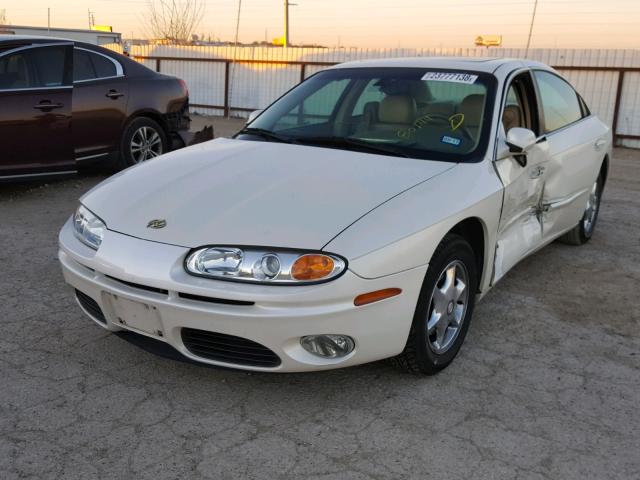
3 0 639 49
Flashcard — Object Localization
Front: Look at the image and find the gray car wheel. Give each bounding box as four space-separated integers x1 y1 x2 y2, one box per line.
118 117 168 169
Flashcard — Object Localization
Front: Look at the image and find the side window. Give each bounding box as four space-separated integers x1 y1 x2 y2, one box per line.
502 85 526 132
90 52 117 78
273 79 350 130
352 80 386 116
534 71 583 133
73 49 119 82
74 49 96 81
0 45 69 90
0 51 31 89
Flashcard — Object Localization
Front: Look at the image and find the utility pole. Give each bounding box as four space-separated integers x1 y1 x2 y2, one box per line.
525 0 538 57
87 9 95 29
284 0 297 48
47 8 50 31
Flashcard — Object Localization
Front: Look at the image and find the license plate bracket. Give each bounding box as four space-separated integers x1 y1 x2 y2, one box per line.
104 293 163 336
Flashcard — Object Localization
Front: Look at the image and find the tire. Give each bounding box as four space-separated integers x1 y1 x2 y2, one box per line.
559 174 603 246
118 117 168 169
390 233 478 375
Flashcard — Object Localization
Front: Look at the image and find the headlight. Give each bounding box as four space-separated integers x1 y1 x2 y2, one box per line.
73 205 106 250
185 247 346 284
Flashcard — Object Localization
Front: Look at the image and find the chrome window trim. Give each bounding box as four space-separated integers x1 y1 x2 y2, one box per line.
73 46 124 83
0 85 73 92
0 42 73 92
0 41 73 58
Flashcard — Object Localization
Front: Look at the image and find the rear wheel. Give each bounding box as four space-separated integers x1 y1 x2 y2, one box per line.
118 117 167 169
559 174 603 245
391 234 478 375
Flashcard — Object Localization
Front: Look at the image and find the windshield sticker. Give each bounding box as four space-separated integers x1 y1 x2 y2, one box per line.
449 113 465 131
422 72 478 84
441 135 462 146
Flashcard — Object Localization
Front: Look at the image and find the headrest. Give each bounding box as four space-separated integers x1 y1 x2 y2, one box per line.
502 104 523 132
459 94 485 127
362 101 379 127
378 95 417 124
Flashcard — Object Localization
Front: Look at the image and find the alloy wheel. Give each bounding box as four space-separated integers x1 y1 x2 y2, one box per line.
130 126 163 163
426 260 470 354
583 180 599 235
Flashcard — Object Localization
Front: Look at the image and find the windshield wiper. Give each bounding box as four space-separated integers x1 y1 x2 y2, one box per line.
294 136 411 158
236 127 297 144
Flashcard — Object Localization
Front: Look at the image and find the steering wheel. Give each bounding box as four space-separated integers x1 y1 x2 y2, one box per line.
408 113 474 143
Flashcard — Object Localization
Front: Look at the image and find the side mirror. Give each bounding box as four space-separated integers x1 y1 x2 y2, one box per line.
505 127 537 167
506 127 536 154
247 109 263 124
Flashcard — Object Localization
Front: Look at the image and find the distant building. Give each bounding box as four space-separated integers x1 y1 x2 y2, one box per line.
0 24 121 45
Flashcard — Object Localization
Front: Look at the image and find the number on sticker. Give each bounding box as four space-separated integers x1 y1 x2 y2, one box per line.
422 72 479 84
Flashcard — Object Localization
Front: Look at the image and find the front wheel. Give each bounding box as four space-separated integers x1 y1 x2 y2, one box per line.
118 117 168 169
391 233 478 375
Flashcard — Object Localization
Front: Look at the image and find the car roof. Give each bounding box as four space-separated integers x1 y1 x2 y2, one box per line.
329 56 551 74
0 34 74 43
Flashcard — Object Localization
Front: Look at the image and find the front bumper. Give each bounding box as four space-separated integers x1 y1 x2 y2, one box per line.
59 219 426 372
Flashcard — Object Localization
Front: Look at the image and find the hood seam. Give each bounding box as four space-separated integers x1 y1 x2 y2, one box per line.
321 163 458 251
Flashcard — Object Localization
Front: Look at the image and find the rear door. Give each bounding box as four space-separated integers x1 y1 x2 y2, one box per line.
0 42 74 177
72 47 129 163
531 70 606 241
493 70 551 283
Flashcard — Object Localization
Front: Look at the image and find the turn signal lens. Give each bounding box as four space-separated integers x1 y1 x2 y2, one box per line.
354 288 402 306
291 254 335 281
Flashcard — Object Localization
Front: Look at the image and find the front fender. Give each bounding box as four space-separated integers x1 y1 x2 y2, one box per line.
324 161 503 291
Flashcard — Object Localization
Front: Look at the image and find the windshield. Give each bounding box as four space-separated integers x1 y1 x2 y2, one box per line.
240 67 497 162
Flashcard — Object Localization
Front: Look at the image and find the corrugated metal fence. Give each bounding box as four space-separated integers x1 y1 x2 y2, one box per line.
106 44 640 148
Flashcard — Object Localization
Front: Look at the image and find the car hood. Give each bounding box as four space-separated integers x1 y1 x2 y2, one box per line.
82 138 454 250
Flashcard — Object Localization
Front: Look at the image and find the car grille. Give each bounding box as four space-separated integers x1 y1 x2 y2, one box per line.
75 290 106 324
181 328 281 368
178 292 254 306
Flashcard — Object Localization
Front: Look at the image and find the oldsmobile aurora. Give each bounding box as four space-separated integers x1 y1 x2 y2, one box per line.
59 58 611 374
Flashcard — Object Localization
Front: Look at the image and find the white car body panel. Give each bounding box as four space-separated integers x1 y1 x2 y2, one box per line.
58 57 612 372
540 116 611 241
82 138 452 250
59 220 426 372
326 161 503 289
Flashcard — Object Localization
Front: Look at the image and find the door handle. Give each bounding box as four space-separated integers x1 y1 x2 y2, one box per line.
33 102 64 111
106 90 125 99
594 139 607 151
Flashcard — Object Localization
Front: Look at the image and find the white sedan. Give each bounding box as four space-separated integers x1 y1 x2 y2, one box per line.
59 57 611 374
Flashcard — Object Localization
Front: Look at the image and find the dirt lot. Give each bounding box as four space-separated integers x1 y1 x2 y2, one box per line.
1 129 639 479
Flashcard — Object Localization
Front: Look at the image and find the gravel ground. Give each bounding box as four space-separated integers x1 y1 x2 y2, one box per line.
1 130 639 479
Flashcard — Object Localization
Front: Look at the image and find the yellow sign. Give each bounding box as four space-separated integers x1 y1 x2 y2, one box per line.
91 25 113 32
475 35 502 47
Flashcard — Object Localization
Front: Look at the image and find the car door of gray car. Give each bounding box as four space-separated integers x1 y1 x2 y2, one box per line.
72 47 129 165
0 42 74 178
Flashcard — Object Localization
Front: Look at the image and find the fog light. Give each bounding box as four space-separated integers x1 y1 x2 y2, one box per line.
300 334 355 359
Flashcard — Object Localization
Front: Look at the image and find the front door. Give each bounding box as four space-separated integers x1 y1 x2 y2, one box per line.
0 43 74 177
72 47 129 163
493 70 551 283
